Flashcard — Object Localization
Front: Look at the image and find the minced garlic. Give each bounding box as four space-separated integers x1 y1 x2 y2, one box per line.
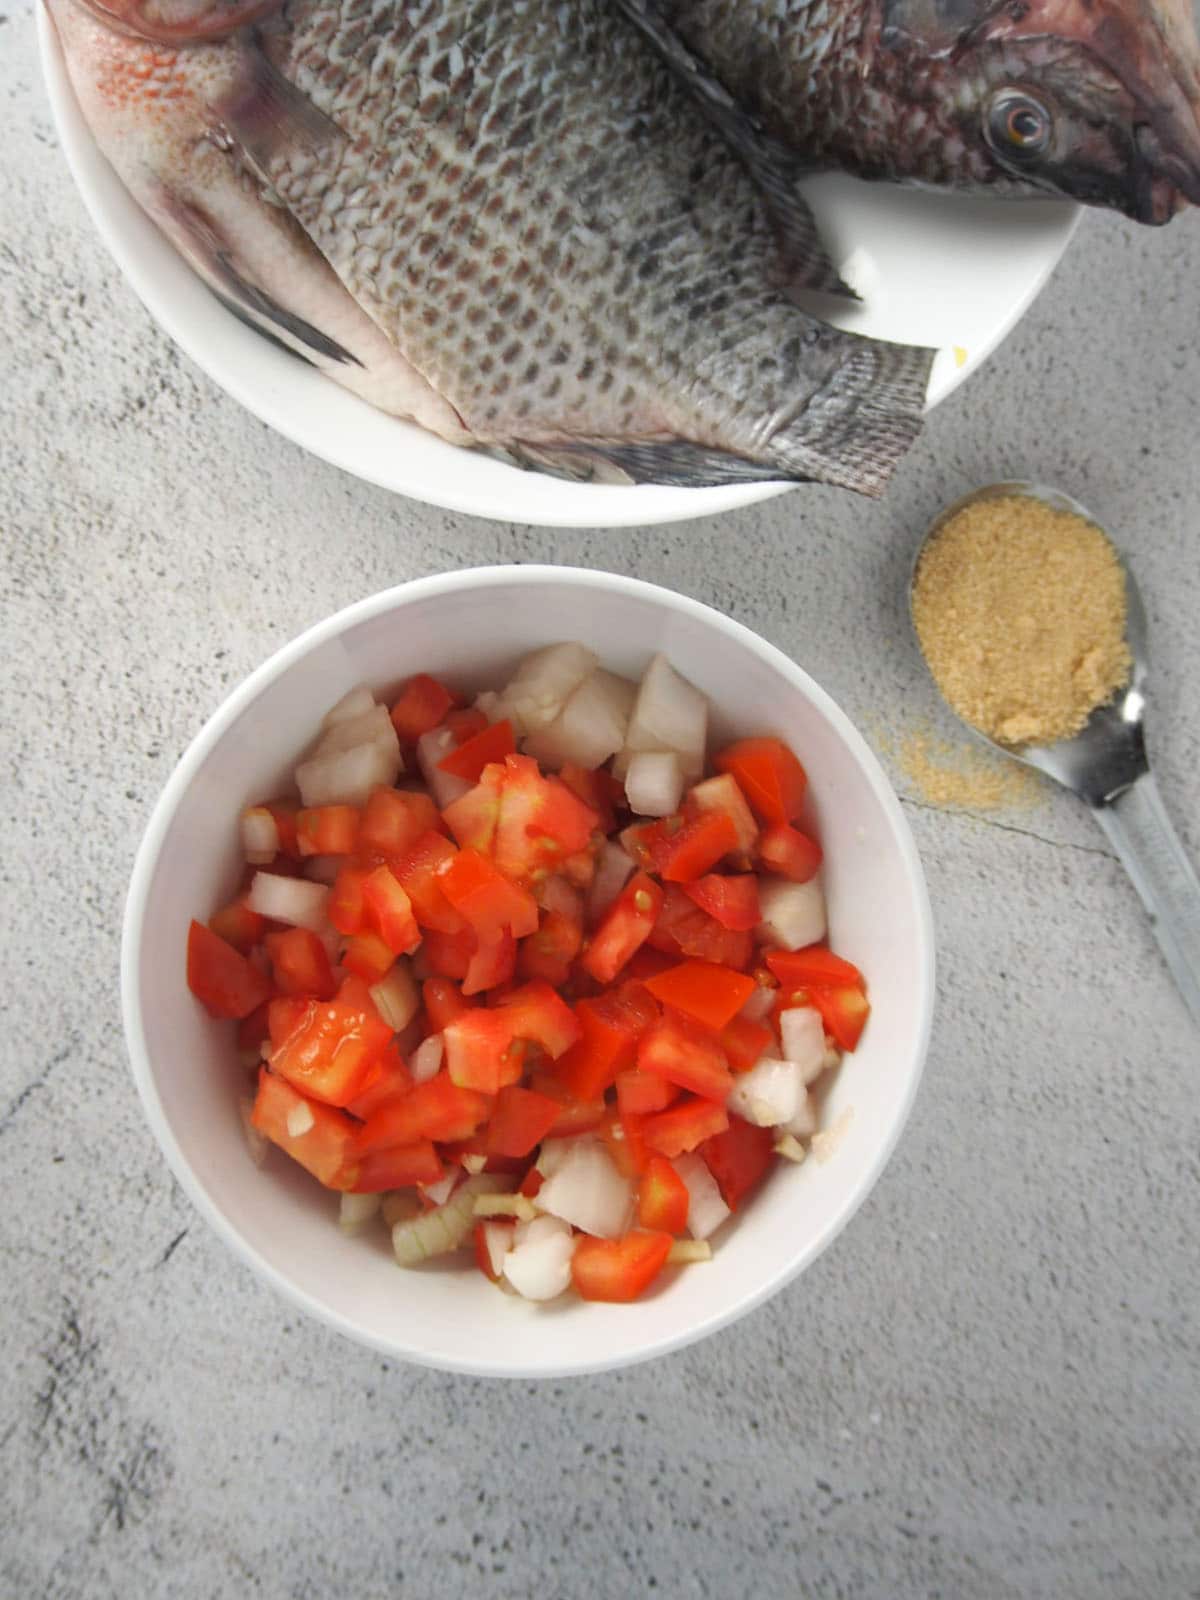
912 495 1132 747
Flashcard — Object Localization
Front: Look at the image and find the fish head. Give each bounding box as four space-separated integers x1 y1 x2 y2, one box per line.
880 0 1200 220
54 0 283 46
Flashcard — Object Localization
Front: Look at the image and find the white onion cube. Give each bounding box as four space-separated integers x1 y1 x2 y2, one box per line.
756 877 827 951
624 751 684 818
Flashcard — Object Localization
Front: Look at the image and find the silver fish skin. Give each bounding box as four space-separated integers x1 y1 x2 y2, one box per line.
47 0 933 493
619 0 1200 222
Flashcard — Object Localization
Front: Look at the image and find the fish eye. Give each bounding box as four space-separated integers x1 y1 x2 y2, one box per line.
986 91 1052 160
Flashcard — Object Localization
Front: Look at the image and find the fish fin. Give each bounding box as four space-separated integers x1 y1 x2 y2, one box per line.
212 43 346 176
150 190 363 367
613 0 855 300
764 336 936 497
505 439 804 488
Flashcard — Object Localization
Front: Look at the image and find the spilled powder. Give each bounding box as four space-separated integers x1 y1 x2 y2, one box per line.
912 495 1132 746
899 728 1039 809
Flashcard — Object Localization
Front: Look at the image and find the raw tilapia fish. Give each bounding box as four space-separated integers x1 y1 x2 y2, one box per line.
617 0 1200 222
47 0 932 494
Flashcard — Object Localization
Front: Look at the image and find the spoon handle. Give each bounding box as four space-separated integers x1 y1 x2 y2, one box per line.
1091 772 1200 1027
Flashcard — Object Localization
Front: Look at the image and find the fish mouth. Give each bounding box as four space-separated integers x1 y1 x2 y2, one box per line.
1133 124 1200 223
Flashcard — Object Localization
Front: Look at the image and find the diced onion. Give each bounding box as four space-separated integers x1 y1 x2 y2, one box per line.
624 751 684 818
537 875 584 922
410 1033 444 1085
535 1136 582 1178
369 962 419 1031
621 653 708 780
381 1190 421 1228
296 734 401 808
502 1215 576 1301
727 1057 803 1127
461 1153 487 1176
474 690 504 723
667 1238 713 1264
784 1090 817 1138
339 1192 381 1231
240 807 279 865
522 669 636 770
773 1133 807 1163
321 685 377 729
314 703 394 757
286 1100 315 1138
420 1168 460 1208
780 1006 827 1084
416 726 472 810
501 642 599 734
479 1219 516 1277
391 1175 506 1266
535 1140 634 1239
756 877 827 951
247 872 330 932
473 1193 538 1220
588 842 635 924
672 1153 731 1240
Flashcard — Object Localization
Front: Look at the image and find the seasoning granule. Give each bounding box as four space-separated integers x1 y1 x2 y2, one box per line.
912 495 1132 747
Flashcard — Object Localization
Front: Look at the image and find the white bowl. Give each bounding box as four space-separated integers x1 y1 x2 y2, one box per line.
39 8 1077 528
122 567 934 1375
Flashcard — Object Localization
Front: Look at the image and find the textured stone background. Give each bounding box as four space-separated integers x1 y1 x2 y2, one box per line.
3 4 1198 1595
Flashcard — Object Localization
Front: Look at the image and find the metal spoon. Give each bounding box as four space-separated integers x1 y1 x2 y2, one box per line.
912 480 1200 1026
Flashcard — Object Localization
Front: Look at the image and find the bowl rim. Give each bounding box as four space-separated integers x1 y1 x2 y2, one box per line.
38 5 1077 529
121 565 936 1375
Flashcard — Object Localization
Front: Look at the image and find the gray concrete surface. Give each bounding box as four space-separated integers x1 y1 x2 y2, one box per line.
3 4 1199 1595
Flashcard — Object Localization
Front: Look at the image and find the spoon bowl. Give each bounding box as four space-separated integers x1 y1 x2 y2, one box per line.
912 481 1200 1026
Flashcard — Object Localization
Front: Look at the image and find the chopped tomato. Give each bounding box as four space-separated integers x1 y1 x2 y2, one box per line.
582 873 663 983
344 1038 413 1120
657 810 738 883
296 804 360 857
442 765 504 855
187 920 271 1020
265 927 336 1000
342 930 396 985
766 946 865 991
518 1166 544 1198
719 1013 773 1073
641 1096 729 1158
485 1085 562 1158
758 823 823 883
637 1155 689 1233
443 1008 524 1094
492 754 599 882
649 886 754 970
329 863 371 936
559 763 624 833
553 995 640 1101
207 896 267 955
251 1070 360 1189
615 1069 678 1117
362 865 421 955
599 1107 650 1179
622 944 678 982
422 976 469 1032
637 1011 733 1101
358 787 439 860
462 930 517 996
517 908 583 987
237 1001 272 1056
808 985 871 1051
701 1118 775 1210
527 1070 607 1137
351 1139 443 1192
389 674 459 741
261 798 300 857
268 979 393 1107
642 959 756 1032
715 737 807 825
438 719 516 782
681 873 761 931
687 773 758 855
355 1071 491 1151
571 1231 673 1302
422 924 475 981
392 832 466 934
438 847 540 942
494 979 581 1058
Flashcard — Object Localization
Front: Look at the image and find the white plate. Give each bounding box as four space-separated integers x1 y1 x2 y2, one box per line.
39 9 1078 528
